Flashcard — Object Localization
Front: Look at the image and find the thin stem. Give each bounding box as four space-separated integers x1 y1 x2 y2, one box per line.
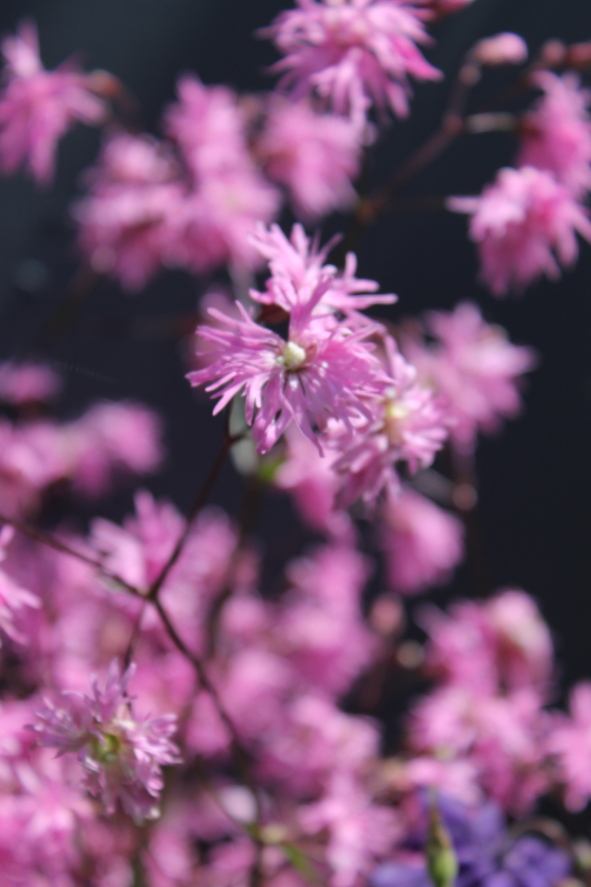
146 428 240 602
0 511 140 597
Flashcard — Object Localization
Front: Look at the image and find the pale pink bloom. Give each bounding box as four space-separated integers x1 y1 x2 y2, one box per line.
0 525 41 644
170 168 280 275
165 76 254 182
403 302 536 453
333 336 448 508
249 222 396 319
518 71 591 196
257 95 364 220
0 361 61 405
274 425 355 541
69 401 164 495
395 755 482 805
449 165 591 295
259 694 380 794
277 544 376 694
300 773 399 887
546 682 591 811
188 296 387 455
74 132 186 291
33 660 180 822
265 0 442 122
408 684 550 813
0 21 106 184
421 591 553 696
471 33 528 67
379 487 464 595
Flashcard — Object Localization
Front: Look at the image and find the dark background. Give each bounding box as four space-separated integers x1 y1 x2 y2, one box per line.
0 0 590 688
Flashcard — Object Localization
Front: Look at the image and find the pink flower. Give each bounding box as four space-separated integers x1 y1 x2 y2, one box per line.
32 660 180 822
300 773 399 887
249 222 396 319
517 71 591 196
74 133 186 291
333 336 448 508
264 0 442 122
188 298 387 455
0 21 105 184
402 302 536 453
165 76 255 182
449 166 591 295
257 95 364 220
379 486 464 595
0 525 40 643
0 361 61 405
277 544 376 695
274 425 355 541
546 682 591 811
471 33 528 67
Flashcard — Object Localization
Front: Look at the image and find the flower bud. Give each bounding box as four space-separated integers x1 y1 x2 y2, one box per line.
426 792 458 887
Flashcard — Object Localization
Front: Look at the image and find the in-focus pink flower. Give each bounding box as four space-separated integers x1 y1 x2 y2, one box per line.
264 0 442 122
402 302 536 453
188 296 387 455
449 166 591 295
379 486 464 595
257 95 364 220
0 21 106 184
249 222 396 320
333 336 448 508
547 682 591 811
33 660 180 822
518 71 591 196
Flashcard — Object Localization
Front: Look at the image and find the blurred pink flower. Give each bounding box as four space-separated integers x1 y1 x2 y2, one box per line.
0 21 106 183
265 0 442 122
379 487 464 595
74 132 186 291
402 302 536 453
0 361 61 405
471 33 528 67
0 525 40 644
257 96 364 220
333 336 448 508
33 660 180 822
547 682 591 811
518 71 591 196
449 166 591 295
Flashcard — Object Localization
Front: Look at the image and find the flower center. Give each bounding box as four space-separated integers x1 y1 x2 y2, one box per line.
384 396 410 445
278 341 307 371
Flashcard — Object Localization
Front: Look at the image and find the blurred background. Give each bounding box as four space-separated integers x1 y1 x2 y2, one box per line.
0 0 590 688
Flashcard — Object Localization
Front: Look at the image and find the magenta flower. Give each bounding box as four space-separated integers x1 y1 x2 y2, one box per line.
74 133 187 291
0 21 106 184
449 166 591 295
249 222 396 319
518 71 591 196
0 525 40 644
333 336 448 508
0 361 62 405
547 682 591 811
264 0 442 122
402 302 536 453
188 297 387 453
33 660 180 822
379 486 464 595
257 95 364 220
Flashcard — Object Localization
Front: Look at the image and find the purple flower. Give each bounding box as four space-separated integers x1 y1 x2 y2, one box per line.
32 660 180 822
264 0 442 122
371 795 570 887
0 21 106 184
